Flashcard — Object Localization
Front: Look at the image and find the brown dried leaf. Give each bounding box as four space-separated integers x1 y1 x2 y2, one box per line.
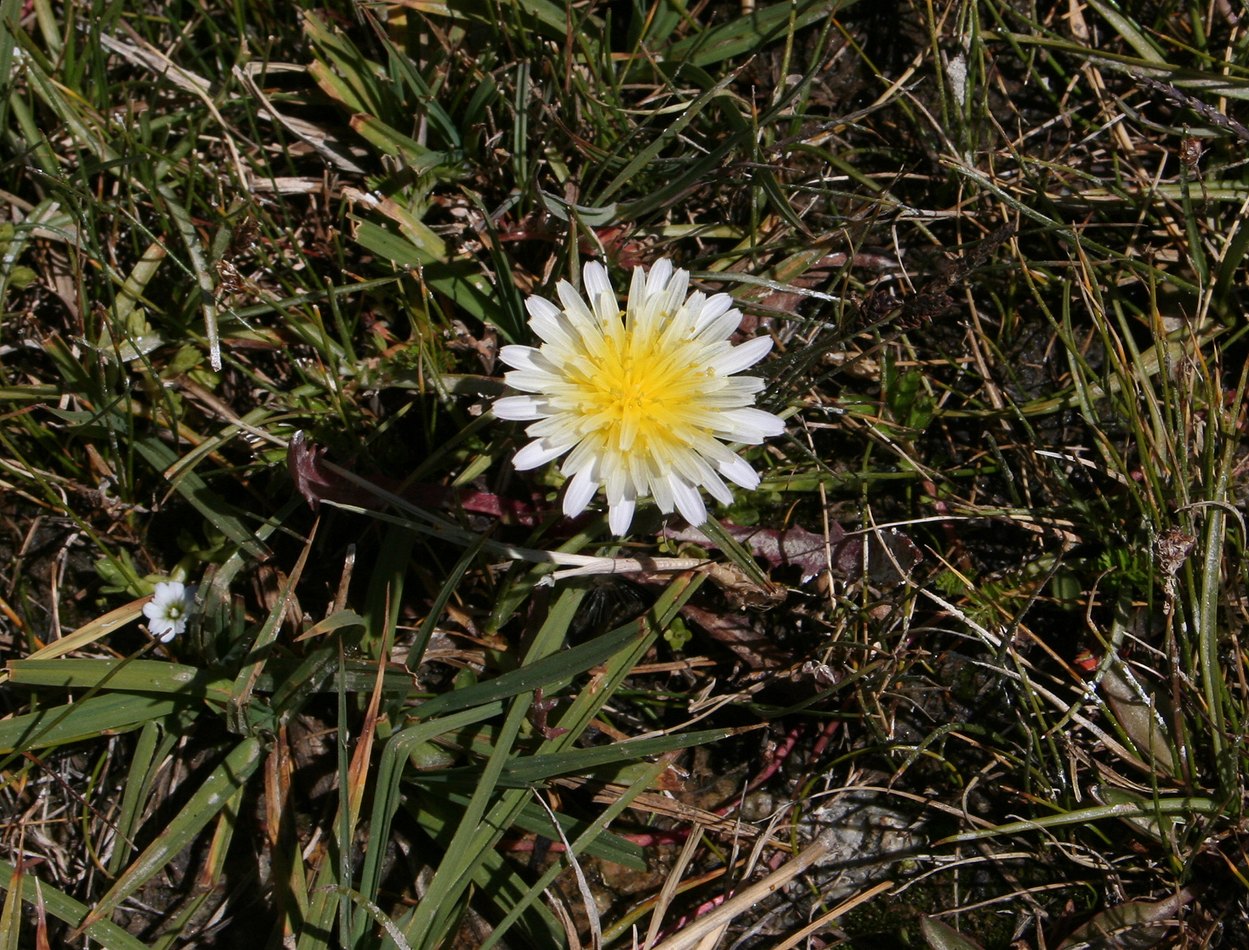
665 522 921 585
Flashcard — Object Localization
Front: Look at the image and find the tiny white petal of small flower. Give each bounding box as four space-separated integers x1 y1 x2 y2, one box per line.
563 467 600 518
143 581 193 642
609 496 637 536
492 395 548 421
513 439 574 470
712 335 774 376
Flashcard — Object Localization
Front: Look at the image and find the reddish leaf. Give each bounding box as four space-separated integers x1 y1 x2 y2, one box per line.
287 431 385 510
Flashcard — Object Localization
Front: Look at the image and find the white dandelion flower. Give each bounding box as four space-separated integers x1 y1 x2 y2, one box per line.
143 580 197 643
494 258 784 536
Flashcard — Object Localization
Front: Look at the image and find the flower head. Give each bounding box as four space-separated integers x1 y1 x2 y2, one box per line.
143 580 196 643
494 259 784 535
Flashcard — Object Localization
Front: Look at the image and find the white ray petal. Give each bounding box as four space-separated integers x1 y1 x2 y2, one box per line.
693 293 736 331
563 466 599 517
583 261 613 312
718 453 761 490
645 258 673 296
670 476 708 527
609 496 636 536
711 335 773 375
493 395 546 421
513 439 572 470
504 369 562 392
719 407 786 442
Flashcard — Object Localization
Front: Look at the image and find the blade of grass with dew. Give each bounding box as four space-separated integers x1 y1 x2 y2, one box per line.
0 861 22 950
436 791 644 868
350 578 699 925
401 570 707 947
150 184 220 369
303 10 392 117
398 796 564 947
351 704 511 945
597 67 744 210
405 701 536 949
340 598 404 947
499 726 761 786
936 796 1220 845
404 531 489 679
1197 425 1237 797
410 595 676 721
0 0 22 91
358 521 412 660
2 597 144 670
165 405 280 486
109 239 165 328
298 592 400 947
663 0 851 68
349 114 448 173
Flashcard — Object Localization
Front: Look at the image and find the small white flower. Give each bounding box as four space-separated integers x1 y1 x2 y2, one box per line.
143 581 196 643
494 259 784 536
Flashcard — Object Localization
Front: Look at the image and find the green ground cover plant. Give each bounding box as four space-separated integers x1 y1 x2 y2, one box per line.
2 0 1248 946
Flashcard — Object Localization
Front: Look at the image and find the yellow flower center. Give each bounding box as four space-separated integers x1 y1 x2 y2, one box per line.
572 318 706 454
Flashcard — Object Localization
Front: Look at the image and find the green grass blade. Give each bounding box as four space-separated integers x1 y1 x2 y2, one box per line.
78 737 264 932
0 693 186 754
0 859 147 950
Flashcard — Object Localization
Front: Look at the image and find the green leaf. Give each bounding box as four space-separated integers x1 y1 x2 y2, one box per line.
7 659 231 699
921 916 986 950
0 692 187 753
